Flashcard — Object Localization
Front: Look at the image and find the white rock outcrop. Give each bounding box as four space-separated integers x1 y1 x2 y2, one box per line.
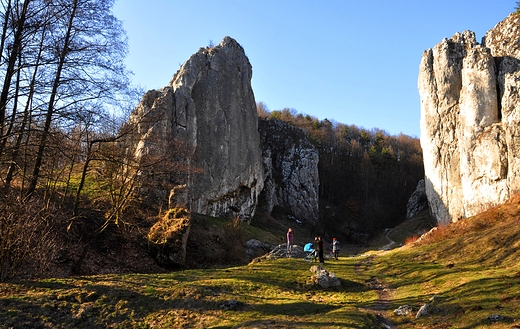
418 14 520 224
309 265 341 288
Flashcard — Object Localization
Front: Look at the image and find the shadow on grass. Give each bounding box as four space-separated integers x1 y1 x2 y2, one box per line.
458 316 516 329
1 277 226 328
337 278 368 292
253 300 338 316
0 271 382 329
210 313 383 329
9 278 75 290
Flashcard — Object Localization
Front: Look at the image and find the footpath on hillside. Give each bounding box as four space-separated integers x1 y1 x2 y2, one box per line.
355 255 396 329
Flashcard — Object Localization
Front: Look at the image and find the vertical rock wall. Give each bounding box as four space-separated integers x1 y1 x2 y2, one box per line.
259 119 320 224
419 14 520 224
129 37 264 221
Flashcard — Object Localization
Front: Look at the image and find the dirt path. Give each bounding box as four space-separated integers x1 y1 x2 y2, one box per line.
355 255 396 329
380 228 396 250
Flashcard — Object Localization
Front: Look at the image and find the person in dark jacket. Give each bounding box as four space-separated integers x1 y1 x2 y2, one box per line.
315 236 324 264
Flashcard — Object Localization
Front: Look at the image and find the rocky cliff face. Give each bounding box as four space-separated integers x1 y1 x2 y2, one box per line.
129 37 264 221
418 14 520 224
258 119 320 224
406 179 428 219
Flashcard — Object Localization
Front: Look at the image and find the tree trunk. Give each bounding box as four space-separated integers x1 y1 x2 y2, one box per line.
25 0 79 198
0 0 30 152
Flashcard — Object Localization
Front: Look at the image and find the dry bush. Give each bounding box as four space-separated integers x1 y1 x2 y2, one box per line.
404 235 420 245
225 216 242 241
0 196 61 281
148 207 190 244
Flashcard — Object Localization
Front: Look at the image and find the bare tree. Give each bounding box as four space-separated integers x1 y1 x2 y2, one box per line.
25 0 130 198
0 0 139 278
0 0 31 142
0 0 130 196
66 118 196 273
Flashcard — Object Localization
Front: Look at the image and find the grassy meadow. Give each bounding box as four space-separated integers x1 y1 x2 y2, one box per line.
1 199 520 328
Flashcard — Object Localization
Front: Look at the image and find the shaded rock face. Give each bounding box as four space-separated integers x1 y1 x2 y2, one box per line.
258 119 320 224
418 14 520 224
130 37 264 221
406 179 428 219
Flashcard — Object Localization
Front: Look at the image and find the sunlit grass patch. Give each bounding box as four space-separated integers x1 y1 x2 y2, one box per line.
367 224 520 328
1 247 516 328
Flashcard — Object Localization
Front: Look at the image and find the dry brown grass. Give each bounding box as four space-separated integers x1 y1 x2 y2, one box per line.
409 194 520 271
147 207 191 244
418 193 520 246
404 235 420 245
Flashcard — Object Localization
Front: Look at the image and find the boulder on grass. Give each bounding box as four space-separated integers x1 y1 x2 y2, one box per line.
309 265 341 288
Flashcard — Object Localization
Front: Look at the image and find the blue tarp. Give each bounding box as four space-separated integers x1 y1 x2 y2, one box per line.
304 242 314 252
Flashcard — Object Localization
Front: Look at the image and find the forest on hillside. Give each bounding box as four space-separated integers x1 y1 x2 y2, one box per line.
257 103 424 241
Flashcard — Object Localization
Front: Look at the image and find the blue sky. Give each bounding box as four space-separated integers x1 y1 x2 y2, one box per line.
114 1 515 137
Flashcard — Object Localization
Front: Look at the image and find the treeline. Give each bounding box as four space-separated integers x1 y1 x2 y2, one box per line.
258 103 424 239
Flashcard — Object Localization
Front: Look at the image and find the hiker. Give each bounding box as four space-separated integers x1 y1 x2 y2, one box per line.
286 228 293 255
315 236 324 264
332 238 340 260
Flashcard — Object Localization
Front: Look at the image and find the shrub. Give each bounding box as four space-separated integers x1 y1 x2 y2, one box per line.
0 196 60 281
404 235 420 245
148 208 191 244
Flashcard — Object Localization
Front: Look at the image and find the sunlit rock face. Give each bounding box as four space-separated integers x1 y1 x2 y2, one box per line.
418 14 520 224
130 36 264 221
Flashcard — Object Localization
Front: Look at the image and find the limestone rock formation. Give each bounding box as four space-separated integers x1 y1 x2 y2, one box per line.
418 14 520 224
309 265 341 288
258 119 320 224
243 239 274 260
129 36 264 221
406 179 428 219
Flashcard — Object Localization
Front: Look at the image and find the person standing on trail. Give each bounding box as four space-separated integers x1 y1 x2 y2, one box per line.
286 228 293 256
332 238 340 260
315 236 324 264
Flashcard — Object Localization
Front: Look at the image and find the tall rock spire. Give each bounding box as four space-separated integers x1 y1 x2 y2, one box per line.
418 14 520 224
130 36 264 221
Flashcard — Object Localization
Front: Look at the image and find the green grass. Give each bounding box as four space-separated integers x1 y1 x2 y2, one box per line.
205 215 281 246
2 200 520 328
0 257 384 328
1 244 519 328
370 246 520 328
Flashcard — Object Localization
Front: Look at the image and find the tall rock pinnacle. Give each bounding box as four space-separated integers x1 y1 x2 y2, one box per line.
418 14 520 224
129 36 264 220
